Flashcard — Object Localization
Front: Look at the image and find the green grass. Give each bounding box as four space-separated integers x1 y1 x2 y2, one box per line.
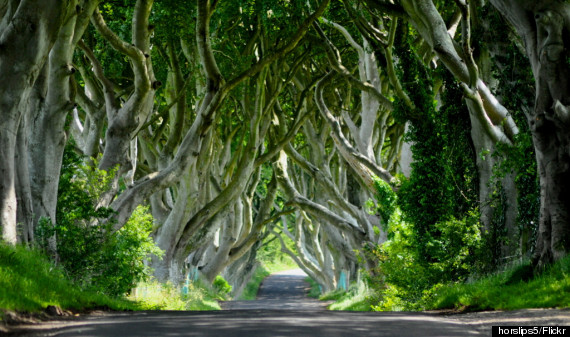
322 282 377 311
305 277 322 298
423 255 570 311
0 243 138 313
128 280 222 310
306 277 376 311
238 265 271 300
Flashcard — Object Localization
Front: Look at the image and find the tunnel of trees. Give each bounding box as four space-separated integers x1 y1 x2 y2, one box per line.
1 0 569 301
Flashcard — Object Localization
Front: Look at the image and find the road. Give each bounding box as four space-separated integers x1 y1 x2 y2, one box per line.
9 269 570 336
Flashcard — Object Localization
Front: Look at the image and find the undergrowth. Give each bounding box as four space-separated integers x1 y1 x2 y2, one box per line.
323 282 376 311
128 279 223 310
0 243 229 317
315 255 570 312
421 255 570 311
0 243 138 313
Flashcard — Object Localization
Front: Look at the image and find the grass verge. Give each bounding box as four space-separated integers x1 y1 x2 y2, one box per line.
128 280 223 310
422 255 570 311
307 255 570 312
0 242 226 324
0 243 140 327
311 280 376 311
0 243 138 314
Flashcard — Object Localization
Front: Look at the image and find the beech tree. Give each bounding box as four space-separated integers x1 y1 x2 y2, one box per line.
490 0 570 267
1 1 73 244
2 0 568 298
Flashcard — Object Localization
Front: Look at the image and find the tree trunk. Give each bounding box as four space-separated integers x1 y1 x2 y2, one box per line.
0 1 71 244
491 0 570 267
15 116 34 243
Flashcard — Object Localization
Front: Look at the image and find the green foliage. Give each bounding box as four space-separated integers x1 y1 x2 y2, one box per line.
363 211 482 310
423 255 570 311
257 230 297 270
305 277 322 299
431 215 482 278
474 3 539 260
93 205 163 296
129 279 222 311
393 27 477 264
0 243 139 313
360 6 541 311
379 24 481 305
372 176 397 224
37 144 162 297
213 275 232 295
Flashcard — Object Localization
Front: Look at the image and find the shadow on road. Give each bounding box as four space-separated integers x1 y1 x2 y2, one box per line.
16 269 485 336
30 310 481 337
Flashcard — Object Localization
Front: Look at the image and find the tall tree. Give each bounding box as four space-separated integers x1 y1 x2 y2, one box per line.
0 1 73 244
491 0 570 268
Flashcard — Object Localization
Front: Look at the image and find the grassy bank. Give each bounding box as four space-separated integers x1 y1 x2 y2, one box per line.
312 254 570 312
0 243 227 318
0 243 138 314
423 255 570 311
306 278 376 311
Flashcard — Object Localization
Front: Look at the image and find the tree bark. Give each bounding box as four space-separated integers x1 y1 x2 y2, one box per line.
26 2 98 247
89 2 153 171
491 0 570 267
0 0 71 244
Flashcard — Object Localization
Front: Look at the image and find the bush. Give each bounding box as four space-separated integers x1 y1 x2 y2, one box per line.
0 243 138 312
361 209 481 310
213 275 232 296
36 144 162 297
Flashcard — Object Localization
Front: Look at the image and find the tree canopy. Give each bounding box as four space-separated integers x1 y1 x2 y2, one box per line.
1 0 569 299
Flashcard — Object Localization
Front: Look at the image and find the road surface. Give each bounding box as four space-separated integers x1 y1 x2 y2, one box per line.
8 269 569 336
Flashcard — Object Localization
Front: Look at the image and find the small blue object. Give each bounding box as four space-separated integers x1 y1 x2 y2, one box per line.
338 271 347 290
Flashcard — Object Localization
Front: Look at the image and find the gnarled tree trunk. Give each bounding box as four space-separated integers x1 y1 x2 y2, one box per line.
0 1 71 244
491 0 570 268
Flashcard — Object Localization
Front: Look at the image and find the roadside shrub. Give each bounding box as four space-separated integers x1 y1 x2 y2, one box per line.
362 209 481 310
129 279 222 310
36 143 162 297
213 275 232 295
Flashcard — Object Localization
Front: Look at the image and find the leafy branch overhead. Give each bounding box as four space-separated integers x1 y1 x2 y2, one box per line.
0 0 567 305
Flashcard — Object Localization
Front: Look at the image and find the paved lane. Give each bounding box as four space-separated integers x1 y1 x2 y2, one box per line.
20 310 481 336
221 269 328 310
16 269 483 336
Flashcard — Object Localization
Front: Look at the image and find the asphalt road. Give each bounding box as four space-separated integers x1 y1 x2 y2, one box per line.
220 268 328 310
13 269 485 336
8 269 570 336
18 309 484 337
